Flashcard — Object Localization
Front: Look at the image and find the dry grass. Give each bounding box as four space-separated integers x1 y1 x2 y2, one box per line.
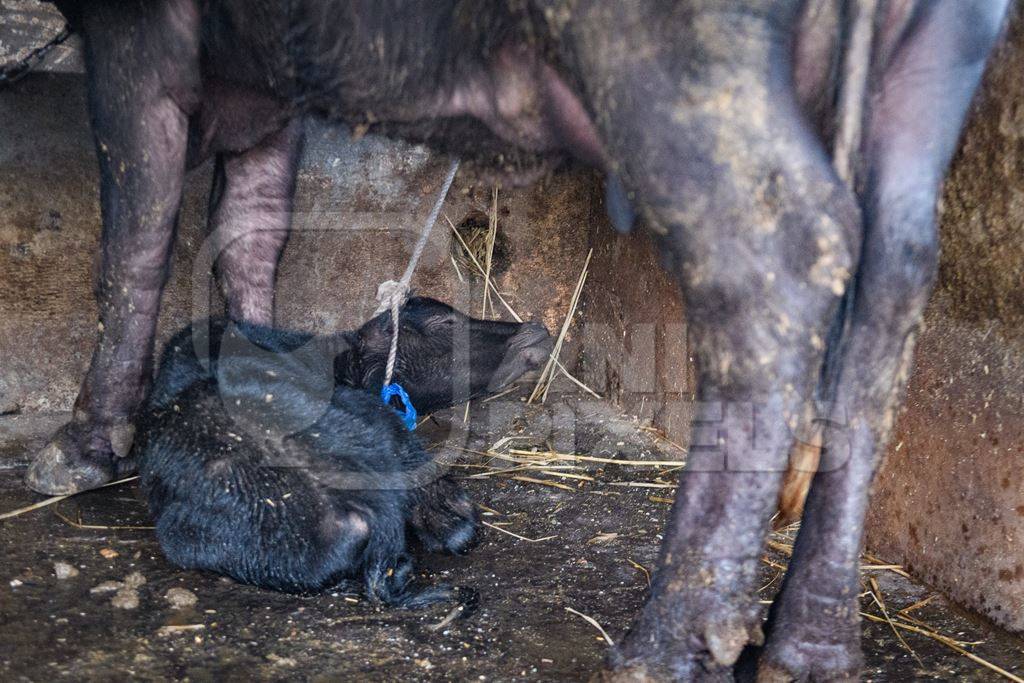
565 606 615 647
481 187 499 318
53 506 154 531
0 476 139 521
480 520 556 543
529 249 593 404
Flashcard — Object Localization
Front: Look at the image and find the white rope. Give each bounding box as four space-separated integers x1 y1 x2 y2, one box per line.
375 157 460 386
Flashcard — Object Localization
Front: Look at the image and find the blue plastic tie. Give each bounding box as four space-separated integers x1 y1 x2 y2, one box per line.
380 383 418 431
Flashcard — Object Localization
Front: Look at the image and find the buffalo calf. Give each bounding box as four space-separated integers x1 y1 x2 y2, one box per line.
135 298 551 604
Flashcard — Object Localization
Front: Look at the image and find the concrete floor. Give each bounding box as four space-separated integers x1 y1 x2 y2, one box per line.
2 395 1023 681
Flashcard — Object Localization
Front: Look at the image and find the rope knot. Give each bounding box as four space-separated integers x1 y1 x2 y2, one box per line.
373 156 460 413
374 279 410 317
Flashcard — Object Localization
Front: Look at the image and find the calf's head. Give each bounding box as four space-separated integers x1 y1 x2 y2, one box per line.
338 297 552 414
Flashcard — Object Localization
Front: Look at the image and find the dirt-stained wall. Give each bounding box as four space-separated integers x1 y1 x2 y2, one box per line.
580 220 694 441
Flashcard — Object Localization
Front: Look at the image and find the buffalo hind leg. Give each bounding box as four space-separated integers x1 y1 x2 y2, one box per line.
207 119 303 325
568 2 859 678
26 1 198 495
758 2 1010 680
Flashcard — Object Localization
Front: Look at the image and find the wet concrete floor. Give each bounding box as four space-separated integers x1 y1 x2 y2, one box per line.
2 396 1023 681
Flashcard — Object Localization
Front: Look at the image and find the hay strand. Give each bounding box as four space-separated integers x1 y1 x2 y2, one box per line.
53 507 154 531
859 612 1023 683
627 559 651 587
481 187 498 318
529 249 592 403
565 606 615 647
868 576 922 665
447 215 522 323
510 475 575 491
481 520 555 543
0 475 139 521
504 448 685 468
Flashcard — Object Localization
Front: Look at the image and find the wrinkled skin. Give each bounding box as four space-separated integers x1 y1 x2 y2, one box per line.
137 297 550 604
28 0 1010 679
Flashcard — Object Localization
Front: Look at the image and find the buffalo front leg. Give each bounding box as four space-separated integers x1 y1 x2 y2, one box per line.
207 119 304 325
568 2 860 678
26 1 198 495
758 2 1010 681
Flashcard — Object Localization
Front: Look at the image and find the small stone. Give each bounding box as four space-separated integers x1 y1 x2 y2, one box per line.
123 571 146 589
99 548 119 559
587 532 619 545
111 588 139 610
53 562 79 580
266 653 297 667
156 624 205 638
90 580 124 595
164 587 198 609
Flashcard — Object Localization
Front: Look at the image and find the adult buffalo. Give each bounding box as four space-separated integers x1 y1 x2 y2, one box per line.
25 1 1010 679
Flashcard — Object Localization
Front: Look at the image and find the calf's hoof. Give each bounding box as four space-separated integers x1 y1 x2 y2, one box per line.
410 476 479 554
25 422 135 495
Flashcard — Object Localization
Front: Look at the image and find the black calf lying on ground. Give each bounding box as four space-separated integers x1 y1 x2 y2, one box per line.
134 298 551 604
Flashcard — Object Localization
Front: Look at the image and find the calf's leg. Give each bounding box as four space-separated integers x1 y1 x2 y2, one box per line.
26 1 198 495
566 1 858 678
759 2 1010 680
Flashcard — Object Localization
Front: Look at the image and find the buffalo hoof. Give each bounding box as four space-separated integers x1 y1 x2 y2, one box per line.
756 592 862 683
25 422 135 495
756 632 861 683
604 593 765 683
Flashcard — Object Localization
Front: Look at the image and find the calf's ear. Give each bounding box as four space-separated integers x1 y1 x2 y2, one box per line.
327 331 360 384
